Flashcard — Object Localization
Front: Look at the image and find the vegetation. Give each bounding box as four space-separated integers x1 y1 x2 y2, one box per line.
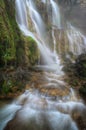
75 54 86 98
0 0 15 67
75 54 86 78
79 84 86 97
63 53 86 100
0 0 39 96
0 0 39 68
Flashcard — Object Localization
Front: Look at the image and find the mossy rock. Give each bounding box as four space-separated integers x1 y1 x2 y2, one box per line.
75 54 86 78
0 0 39 67
24 36 39 65
0 0 17 67
0 0 39 95
79 83 86 97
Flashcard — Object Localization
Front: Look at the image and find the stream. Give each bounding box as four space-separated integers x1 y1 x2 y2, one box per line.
0 70 86 130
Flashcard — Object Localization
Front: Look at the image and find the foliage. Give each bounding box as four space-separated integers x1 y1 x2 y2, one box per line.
0 0 39 68
0 0 16 67
75 54 86 78
79 83 86 96
0 0 39 96
24 36 39 65
1 79 13 95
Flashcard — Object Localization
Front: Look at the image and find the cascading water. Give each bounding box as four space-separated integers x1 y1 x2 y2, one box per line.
0 0 86 130
66 23 86 55
27 0 47 42
0 102 21 130
15 0 62 72
50 0 61 29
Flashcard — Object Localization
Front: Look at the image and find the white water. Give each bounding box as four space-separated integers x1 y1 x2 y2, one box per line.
0 0 86 130
15 0 63 73
41 0 46 3
1 90 86 130
50 0 61 29
14 0 86 130
66 23 86 55
0 103 21 130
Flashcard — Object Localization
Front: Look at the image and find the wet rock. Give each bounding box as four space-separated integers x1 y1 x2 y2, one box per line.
79 83 86 97
75 54 86 77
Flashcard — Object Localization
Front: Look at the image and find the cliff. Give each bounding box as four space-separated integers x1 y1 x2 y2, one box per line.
0 0 39 68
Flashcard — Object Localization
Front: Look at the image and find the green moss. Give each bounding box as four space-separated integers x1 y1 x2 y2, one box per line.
0 0 39 68
0 0 40 95
24 36 39 65
1 80 13 95
0 0 16 67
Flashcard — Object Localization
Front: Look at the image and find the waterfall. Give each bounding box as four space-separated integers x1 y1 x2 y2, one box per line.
15 0 63 73
15 0 29 34
50 0 61 29
41 0 46 3
26 0 46 42
0 1 86 130
0 103 21 130
66 23 86 55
